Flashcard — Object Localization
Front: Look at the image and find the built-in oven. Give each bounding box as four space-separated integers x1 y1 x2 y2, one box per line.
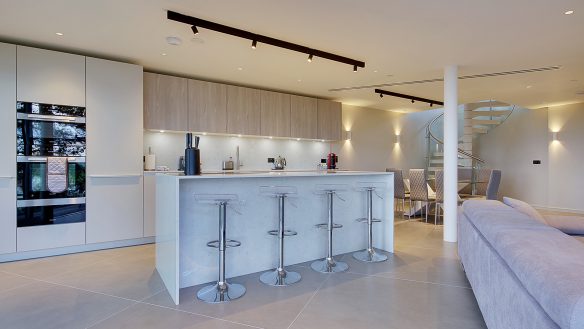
16 102 87 228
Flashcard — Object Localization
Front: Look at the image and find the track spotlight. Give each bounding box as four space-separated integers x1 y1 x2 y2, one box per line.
379 93 383 98
411 99 415 103
374 89 444 106
353 65 357 72
430 103 433 107
191 25 199 35
307 54 313 62
251 40 257 49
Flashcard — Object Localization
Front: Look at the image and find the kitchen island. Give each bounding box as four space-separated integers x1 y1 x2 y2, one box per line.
155 171 394 304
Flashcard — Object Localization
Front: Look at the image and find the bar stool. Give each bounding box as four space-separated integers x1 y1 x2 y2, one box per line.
194 194 245 303
311 184 349 273
259 186 301 286
353 182 388 263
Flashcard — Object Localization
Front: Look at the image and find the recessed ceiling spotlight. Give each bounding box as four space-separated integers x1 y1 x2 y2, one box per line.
269 136 273 139
526 85 532 89
297 79 302 82
237 134 242 137
321 140 325 142
565 10 574 15
161 53 167 56
166 36 182 46
237 67 243 71
202 132 207 135
159 130 165 133
373 70 378 73
296 138 301 141
55 32 64 36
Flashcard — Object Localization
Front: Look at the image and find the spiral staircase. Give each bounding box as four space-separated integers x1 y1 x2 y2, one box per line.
425 100 515 182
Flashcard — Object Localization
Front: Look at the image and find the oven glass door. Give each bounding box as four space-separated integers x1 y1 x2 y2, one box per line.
17 119 86 157
17 203 86 227
17 161 86 200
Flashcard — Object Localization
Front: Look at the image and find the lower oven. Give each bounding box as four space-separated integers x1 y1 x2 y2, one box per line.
16 156 86 227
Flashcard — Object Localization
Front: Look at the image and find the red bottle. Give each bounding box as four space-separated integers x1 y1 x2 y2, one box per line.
327 153 338 169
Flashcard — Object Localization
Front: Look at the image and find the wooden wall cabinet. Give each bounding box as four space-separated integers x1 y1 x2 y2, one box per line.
188 79 227 133
317 99 342 141
86 57 144 244
261 90 291 137
226 85 261 135
144 72 188 131
0 42 16 255
17 46 86 106
290 95 318 139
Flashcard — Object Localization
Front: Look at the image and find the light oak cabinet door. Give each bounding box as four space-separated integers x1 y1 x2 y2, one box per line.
317 99 342 141
17 46 85 106
144 72 188 131
86 57 144 243
261 91 290 137
290 95 318 139
188 79 227 133
226 85 261 135
0 42 16 255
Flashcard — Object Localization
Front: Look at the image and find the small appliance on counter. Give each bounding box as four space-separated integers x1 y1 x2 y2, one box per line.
222 157 234 170
184 133 201 175
268 155 286 170
178 156 185 172
327 153 338 170
144 146 156 171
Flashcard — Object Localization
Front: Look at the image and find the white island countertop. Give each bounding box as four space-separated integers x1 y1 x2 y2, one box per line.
158 170 391 179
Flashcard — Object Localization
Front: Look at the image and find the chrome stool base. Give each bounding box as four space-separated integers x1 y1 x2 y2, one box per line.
311 258 349 273
197 282 246 304
260 269 301 286
353 248 388 263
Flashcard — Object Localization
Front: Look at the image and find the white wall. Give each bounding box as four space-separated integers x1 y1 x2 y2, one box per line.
475 103 584 211
475 107 549 205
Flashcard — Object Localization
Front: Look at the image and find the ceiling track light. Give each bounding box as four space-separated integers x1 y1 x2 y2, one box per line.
251 40 257 49
307 54 313 62
375 88 444 106
191 25 199 35
167 11 365 71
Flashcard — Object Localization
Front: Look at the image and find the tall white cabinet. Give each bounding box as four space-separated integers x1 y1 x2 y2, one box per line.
0 43 16 255
86 57 144 244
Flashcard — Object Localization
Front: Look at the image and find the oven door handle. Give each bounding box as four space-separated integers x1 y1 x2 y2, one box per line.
17 113 85 123
17 156 86 163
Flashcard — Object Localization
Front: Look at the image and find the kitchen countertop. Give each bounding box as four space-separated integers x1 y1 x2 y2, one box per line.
165 170 391 179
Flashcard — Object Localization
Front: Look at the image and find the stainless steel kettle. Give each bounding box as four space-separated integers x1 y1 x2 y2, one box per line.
273 156 286 170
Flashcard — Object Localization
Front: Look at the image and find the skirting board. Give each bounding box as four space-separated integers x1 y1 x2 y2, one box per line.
0 237 155 263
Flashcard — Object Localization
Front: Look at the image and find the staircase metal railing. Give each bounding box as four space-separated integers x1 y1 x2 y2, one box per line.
425 102 515 194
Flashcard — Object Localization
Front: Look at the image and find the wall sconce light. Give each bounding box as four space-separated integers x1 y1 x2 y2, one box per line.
552 131 559 142
394 134 401 144
345 130 352 141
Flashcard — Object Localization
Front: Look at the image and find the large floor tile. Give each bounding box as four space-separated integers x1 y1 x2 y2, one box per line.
45 251 164 301
289 272 485 329
145 265 328 329
0 270 32 293
89 303 254 329
0 251 110 279
0 281 134 329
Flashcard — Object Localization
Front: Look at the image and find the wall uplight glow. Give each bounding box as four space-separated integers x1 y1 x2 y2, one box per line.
345 131 352 141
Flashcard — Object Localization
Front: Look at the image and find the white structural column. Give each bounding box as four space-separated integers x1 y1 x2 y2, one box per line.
443 65 458 242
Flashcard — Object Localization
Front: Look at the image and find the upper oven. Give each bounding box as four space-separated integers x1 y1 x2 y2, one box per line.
16 101 86 157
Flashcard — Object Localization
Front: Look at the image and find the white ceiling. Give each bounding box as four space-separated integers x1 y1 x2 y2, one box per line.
1 0 583 111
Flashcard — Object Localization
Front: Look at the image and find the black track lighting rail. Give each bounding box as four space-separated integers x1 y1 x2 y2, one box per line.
375 89 443 106
167 11 365 70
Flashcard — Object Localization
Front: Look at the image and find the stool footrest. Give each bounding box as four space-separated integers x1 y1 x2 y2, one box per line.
315 223 343 229
206 239 242 248
356 218 382 223
268 229 297 236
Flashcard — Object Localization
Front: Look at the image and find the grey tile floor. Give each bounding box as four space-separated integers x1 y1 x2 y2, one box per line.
0 219 486 329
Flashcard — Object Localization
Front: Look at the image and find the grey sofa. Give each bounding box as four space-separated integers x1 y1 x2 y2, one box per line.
458 200 584 329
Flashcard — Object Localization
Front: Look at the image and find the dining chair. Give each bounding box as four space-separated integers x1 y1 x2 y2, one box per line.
408 169 435 223
485 170 502 200
474 168 492 196
386 168 408 218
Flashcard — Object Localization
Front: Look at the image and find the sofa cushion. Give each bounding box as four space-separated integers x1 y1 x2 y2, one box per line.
502 197 548 224
463 200 584 329
544 215 584 235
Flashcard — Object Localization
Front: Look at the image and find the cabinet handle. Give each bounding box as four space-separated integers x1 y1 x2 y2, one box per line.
89 174 142 178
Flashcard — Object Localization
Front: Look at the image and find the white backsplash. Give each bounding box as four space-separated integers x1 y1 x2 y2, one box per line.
143 131 341 172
